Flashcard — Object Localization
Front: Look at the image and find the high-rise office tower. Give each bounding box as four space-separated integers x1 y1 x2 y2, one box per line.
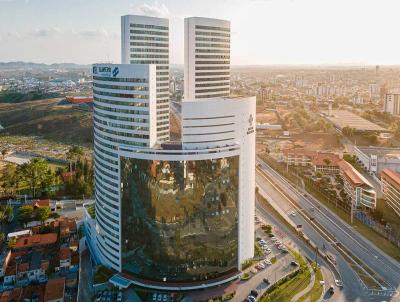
121 15 170 142
184 17 231 100
91 63 157 270
86 14 255 291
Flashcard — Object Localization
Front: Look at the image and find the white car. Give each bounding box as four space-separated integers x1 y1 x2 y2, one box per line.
291 211 297 217
271 237 277 242
335 279 343 287
277 244 284 250
264 259 272 265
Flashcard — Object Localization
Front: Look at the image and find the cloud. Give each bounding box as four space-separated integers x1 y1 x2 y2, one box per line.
29 27 62 37
77 28 118 40
133 1 170 18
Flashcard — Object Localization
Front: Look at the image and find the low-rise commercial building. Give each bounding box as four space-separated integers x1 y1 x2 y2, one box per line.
340 161 377 209
354 146 400 174
381 169 400 217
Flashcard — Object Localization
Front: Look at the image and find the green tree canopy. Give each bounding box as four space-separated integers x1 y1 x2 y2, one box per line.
17 205 33 227
35 206 51 224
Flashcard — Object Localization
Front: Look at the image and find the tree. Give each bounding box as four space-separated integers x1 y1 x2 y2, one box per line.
17 206 33 227
66 146 84 172
0 163 20 196
323 158 331 166
0 205 13 232
35 206 51 224
19 158 53 198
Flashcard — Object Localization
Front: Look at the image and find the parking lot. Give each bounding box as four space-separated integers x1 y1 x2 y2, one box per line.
232 215 297 302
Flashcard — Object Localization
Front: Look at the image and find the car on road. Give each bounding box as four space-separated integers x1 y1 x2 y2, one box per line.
250 268 258 274
290 211 296 217
277 244 284 250
290 261 299 267
250 290 259 297
263 278 270 284
335 279 343 287
117 292 123 302
271 236 277 241
329 285 335 294
281 248 289 253
256 263 265 270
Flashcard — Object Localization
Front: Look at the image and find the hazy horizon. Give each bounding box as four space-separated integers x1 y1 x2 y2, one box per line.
1 0 400 66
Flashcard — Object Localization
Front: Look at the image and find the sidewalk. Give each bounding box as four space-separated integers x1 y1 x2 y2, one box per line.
290 262 315 302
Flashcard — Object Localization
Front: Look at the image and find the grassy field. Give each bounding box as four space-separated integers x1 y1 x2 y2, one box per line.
0 98 93 146
297 264 323 302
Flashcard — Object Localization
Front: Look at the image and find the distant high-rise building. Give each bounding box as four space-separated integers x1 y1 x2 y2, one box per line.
368 83 379 98
383 89 400 116
121 15 170 142
184 17 230 100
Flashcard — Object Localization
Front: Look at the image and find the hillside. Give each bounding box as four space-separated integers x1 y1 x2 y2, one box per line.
0 98 93 146
0 61 90 70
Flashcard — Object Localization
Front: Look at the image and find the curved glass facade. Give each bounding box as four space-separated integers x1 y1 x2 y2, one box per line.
120 156 239 283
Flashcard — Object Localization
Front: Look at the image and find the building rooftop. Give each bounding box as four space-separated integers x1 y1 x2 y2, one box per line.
339 160 373 188
44 277 65 301
324 110 387 132
312 153 342 167
356 146 400 159
14 233 58 250
59 247 71 261
381 169 400 189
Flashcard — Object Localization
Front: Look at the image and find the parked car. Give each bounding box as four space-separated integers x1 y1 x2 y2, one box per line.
264 259 272 265
247 295 256 302
329 285 335 294
263 278 270 284
335 279 343 287
290 261 299 267
250 290 259 297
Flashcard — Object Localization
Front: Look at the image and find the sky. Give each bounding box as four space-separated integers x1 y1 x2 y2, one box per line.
0 0 400 65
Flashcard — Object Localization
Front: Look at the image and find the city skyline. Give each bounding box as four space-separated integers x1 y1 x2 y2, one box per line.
1 0 400 65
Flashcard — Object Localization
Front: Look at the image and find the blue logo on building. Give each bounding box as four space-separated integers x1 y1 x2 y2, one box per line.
112 67 119 77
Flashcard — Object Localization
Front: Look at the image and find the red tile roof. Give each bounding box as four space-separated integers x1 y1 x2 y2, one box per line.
381 169 400 190
14 233 57 250
0 287 22 302
312 153 342 167
22 284 45 302
31 199 50 208
339 160 372 187
5 266 16 277
59 247 71 261
44 277 65 301
18 262 29 273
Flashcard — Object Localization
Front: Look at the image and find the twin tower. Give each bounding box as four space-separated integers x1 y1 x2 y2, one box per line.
88 15 256 291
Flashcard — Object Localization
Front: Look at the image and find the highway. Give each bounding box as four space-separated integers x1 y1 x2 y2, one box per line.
255 199 349 302
256 157 400 302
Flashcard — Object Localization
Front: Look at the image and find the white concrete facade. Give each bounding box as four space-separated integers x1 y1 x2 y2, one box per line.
383 91 400 116
121 15 170 141
184 17 230 100
92 63 157 270
182 96 256 264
